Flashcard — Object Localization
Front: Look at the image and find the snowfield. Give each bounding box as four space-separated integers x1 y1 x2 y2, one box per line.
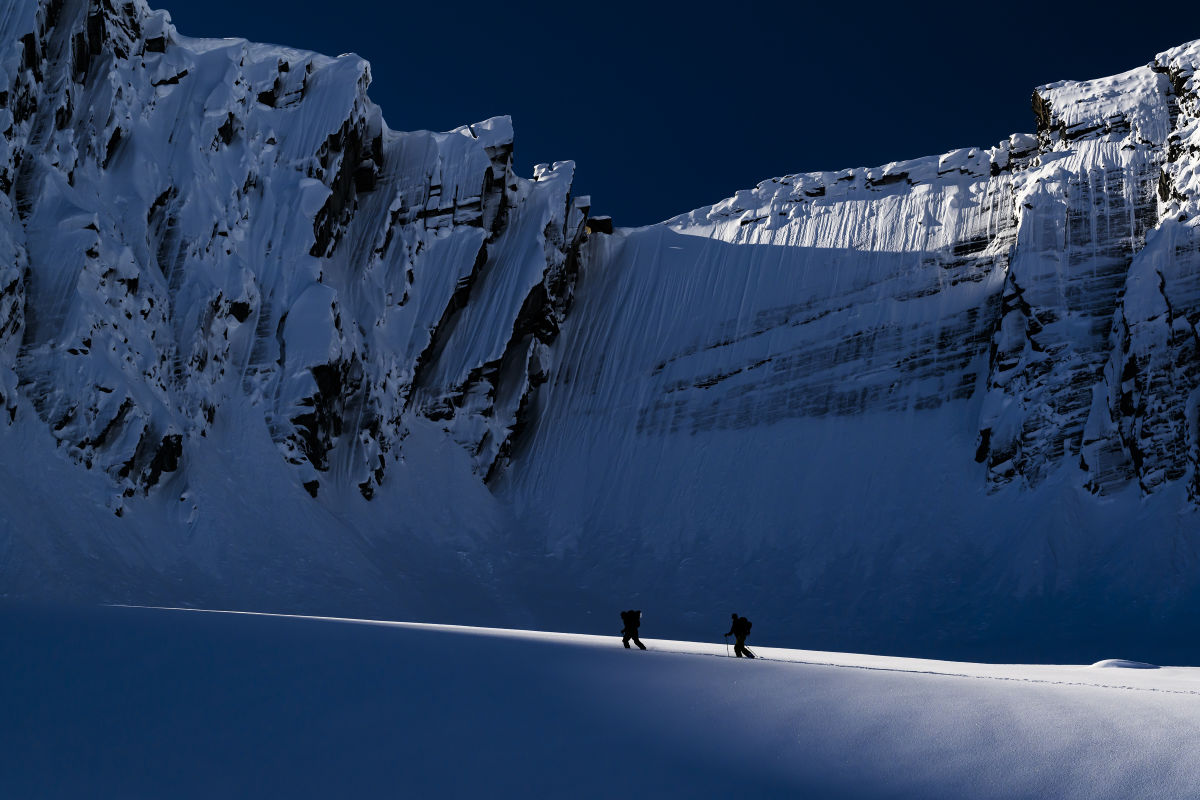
4 605 1200 799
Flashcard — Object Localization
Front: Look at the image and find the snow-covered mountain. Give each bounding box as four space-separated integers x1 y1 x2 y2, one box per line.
1 0 586 505
5 0 1200 660
499 44 1200 657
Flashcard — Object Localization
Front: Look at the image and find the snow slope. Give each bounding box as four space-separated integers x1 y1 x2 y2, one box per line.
5 604 1200 799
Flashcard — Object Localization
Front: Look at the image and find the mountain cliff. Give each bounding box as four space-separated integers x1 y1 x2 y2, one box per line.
4 0 1200 659
501 44 1200 656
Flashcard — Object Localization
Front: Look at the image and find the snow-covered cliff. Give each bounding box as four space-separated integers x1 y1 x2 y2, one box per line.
498 41 1200 656
0 0 585 619
0 0 586 510
5 0 1200 659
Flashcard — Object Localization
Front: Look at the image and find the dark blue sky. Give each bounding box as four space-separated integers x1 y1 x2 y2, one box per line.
160 1 1192 226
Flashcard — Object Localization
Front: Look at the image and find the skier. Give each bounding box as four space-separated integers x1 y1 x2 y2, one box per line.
724 613 755 658
620 609 647 650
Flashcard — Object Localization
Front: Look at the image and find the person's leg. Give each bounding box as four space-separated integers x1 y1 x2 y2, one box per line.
633 635 646 650
623 633 631 648
734 641 744 657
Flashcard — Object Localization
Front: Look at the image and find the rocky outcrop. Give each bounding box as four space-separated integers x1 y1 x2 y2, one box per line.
407 162 589 480
0 1 588 508
1084 43 1200 500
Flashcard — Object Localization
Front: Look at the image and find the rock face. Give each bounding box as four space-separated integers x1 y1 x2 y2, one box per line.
6 1 1200 659
0 0 586 512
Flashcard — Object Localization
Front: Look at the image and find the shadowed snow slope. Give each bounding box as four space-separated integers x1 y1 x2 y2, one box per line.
4 605 1200 799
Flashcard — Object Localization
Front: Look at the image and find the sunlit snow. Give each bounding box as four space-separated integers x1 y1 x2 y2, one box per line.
6 605 1200 799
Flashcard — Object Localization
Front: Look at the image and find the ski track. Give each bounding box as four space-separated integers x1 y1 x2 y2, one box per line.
113 605 1200 698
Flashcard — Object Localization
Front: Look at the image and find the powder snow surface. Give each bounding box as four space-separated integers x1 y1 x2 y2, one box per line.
4 605 1200 799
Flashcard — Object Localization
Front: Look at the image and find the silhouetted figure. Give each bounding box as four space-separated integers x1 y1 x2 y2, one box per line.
724 613 755 658
621 609 647 650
